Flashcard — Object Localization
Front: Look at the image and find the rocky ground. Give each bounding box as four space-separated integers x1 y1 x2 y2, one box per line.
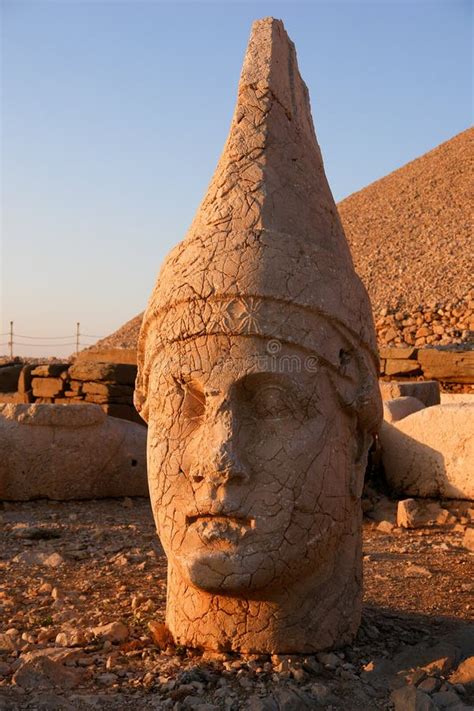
0 496 473 711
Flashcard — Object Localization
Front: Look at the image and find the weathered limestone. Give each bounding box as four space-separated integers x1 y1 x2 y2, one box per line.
135 18 382 652
383 396 425 423
381 404 474 500
0 403 148 500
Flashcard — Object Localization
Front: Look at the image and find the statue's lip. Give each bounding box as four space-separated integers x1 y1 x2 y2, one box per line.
186 513 255 528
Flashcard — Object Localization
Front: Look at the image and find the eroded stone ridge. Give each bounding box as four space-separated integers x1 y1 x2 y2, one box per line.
135 17 382 652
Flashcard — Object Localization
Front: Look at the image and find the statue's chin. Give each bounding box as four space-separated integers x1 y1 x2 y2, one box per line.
177 549 277 595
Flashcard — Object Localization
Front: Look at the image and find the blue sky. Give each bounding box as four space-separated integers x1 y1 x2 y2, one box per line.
1 0 472 357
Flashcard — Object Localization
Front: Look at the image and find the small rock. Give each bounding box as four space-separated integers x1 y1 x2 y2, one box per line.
422 652 457 676
449 656 474 689
377 520 395 534
182 696 205 710
14 527 61 540
55 629 87 647
462 528 474 552
397 499 442 529
97 672 118 685
417 677 440 693
148 621 173 648
12 550 66 567
290 666 306 682
310 682 330 703
92 621 129 643
316 652 340 668
391 685 436 710
0 632 23 652
12 653 82 690
0 661 10 675
406 564 433 578
302 656 321 674
38 582 53 595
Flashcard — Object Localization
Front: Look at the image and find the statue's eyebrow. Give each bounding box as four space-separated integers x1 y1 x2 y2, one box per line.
233 371 300 396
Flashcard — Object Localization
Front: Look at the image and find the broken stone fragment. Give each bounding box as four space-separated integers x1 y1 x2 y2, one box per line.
397 499 447 529
0 403 147 500
462 527 474 552
91 621 129 643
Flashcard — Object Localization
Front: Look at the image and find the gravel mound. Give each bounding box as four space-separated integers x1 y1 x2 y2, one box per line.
339 127 473 316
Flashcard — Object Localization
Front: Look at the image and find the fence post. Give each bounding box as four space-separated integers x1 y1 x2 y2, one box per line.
76 322 80 355
9 321 13 359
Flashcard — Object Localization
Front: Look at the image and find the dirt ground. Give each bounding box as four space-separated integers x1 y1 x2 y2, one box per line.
0 496 473 710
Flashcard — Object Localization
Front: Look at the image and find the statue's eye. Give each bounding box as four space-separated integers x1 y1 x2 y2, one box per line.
252 385 295 420
182 381 205 420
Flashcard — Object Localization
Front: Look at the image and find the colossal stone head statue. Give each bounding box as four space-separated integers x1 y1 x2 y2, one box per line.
135 17 382 653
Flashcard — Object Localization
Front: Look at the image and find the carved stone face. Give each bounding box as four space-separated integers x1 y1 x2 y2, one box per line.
146 334 360 596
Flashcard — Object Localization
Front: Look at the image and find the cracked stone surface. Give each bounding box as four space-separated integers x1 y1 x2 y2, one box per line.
134 17 382 653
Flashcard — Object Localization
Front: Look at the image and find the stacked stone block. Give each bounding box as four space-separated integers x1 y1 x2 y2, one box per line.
0 361 143 425
379 346 474 385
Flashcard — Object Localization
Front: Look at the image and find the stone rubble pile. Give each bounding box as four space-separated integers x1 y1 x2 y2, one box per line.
374 291 474 348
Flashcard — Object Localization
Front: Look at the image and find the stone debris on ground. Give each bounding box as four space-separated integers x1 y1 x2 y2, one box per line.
0 497 472 710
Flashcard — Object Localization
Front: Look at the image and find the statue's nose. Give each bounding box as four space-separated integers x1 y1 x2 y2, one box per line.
190 409 249 485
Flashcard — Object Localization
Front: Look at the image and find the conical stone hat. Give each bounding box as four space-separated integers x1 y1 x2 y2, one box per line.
135 18 380 426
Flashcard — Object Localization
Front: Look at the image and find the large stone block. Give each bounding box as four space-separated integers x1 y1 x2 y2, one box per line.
82 381 134 398
0 364 22 393
384 359 422 377
0 403 148 500
379 380 440 407
418 348 474 383
30 364 69 378
381 404 474 500
68 361 137 386
31 377 64 398
379 347 418 360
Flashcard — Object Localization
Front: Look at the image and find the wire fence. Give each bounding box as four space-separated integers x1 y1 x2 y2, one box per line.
0 322 104 357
